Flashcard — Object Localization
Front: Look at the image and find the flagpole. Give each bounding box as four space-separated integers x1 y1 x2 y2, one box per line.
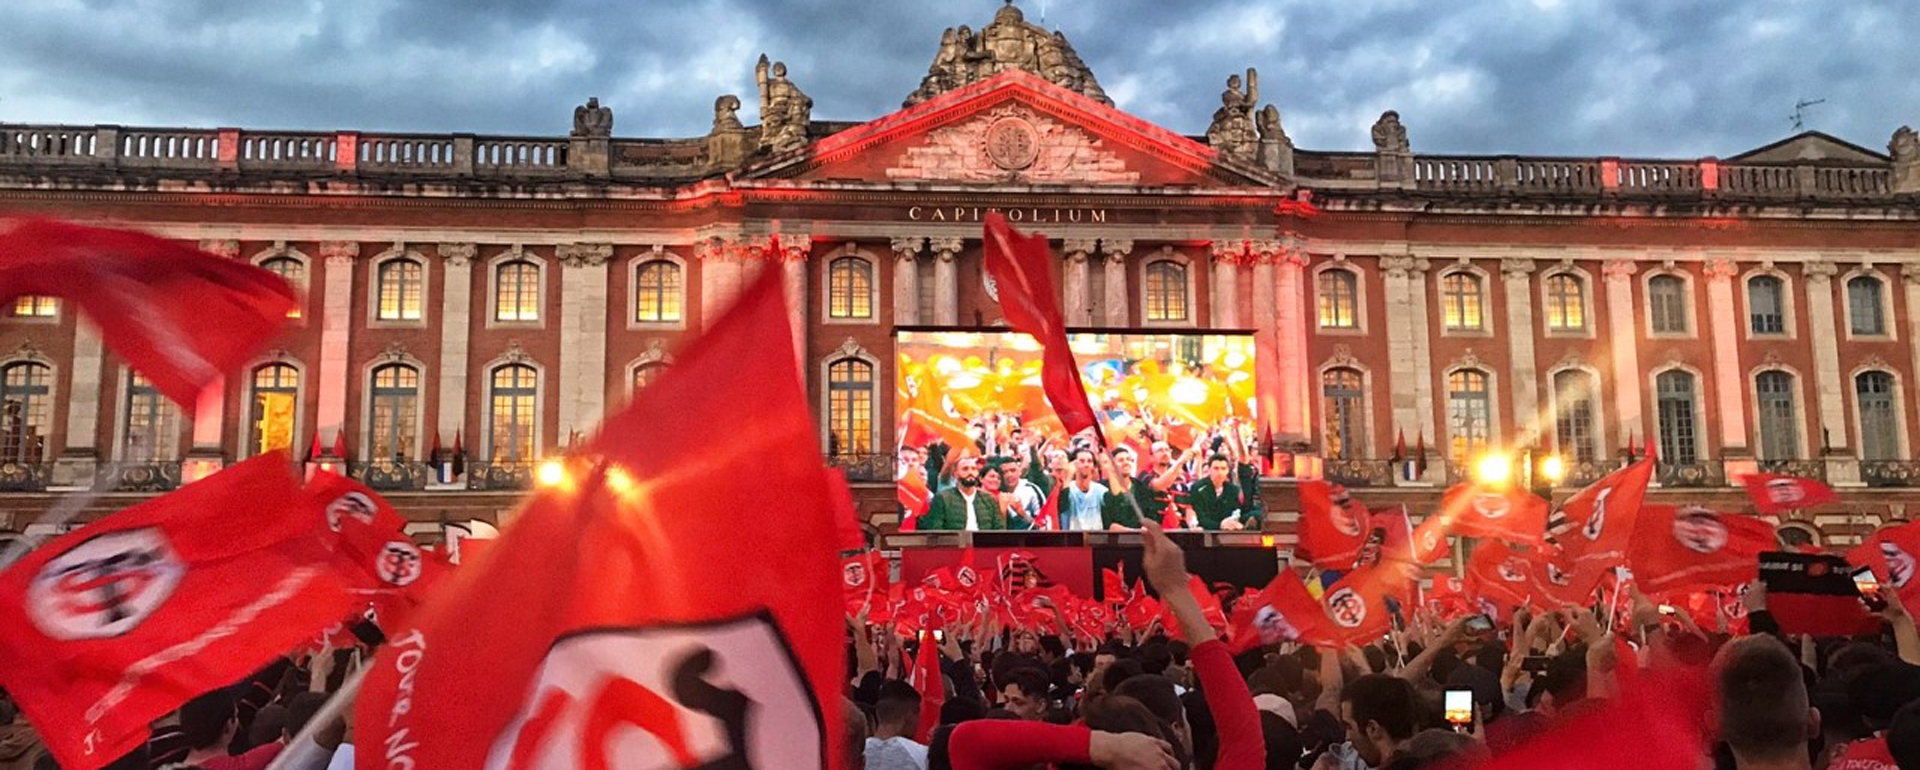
262 664 369 770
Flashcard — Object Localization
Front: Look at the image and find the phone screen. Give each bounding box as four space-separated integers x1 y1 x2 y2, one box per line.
1464 615 1494 634
1443 688 1473 725
1854 567 1889 612
1522 655 1553 674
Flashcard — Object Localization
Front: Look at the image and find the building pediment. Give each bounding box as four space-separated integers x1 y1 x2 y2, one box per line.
1729 131 1888 164
739 69 1280 188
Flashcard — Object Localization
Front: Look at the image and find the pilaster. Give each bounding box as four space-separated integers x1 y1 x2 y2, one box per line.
1500 258 1540 444
316 240 360 457
1382 255 1422 468
1061 238 1097 326
1101 239 1132 327
1703 258 1750 453
929 237 963 326
1602 260 1644 450
52 319 105 486
1803 260 1850 452
435 243 476 450
558 243 613 440
1213 247 1239 328
890 237 924 326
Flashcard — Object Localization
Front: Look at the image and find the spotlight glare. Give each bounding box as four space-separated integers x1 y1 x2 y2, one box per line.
537 459 567 488
1475 454 1512 485
1540 455 1566 484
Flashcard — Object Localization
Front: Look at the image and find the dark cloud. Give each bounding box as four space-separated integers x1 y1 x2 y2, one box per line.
2 0 1914 158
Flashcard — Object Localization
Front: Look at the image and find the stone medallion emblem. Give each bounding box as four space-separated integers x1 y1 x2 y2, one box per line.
983 117 1040 171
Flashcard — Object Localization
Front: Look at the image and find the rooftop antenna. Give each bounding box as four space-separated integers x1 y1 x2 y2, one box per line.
1789 97 1826 131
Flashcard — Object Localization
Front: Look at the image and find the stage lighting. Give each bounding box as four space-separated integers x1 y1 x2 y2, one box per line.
1539 455 1566 485
537 459 567 487
1474 453 1512 485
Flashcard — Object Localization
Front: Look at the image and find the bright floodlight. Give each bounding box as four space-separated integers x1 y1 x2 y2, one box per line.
537 459 567 487
1475 454 1512 485
1539 455 1566 484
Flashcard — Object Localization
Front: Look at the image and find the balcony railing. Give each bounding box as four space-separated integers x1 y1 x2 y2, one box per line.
0 461 51 492
349 460 432 492
1324 458 1394 488
1862 461 1920 489
827 452 895 483
1557 460 1616 487
100 461 182 492
466 462 533 491
1656 461 1726 488
1757 459 1827 481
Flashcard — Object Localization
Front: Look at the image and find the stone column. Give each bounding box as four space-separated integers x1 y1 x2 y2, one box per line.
1804 260 1860 483
928 237 963 326
53 319 105 485
1602 260 1644 451
1406 258 1438 451
1703 258 1750 453
315 241 360 459
1500 258 1541 444
558 243 613 440
1905 266 1920 459
1242 241 1283 452
434 244 476 453
1213 246 1240 328
188 239 241 471
1101 239 1132 327
890 237 924 326
777 237 811 366
1061 238 1096 326
1271 244 1311 445
1381 256 1421 461
696 237 741 331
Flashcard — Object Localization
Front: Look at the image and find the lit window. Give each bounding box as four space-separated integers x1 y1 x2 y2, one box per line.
249 364 298 456
828 257 873 319
1322 367 1365 460
122 372 179 462
1655 371 1699 464
1440 273 1483 331
1755 371 1800 461
633 362 668 392
1318 270 1359 329
1144 261 1188 322
9 296 57 318
376 259 425 321
1648 275 1688 334
827 358 873 456
634 260 683 323
1543 274 1585 331
1857 371 1899 461
1849 276 1887 336
369 364 419 460
494 260 540 322
0 362 51 462
489 364 538 463
1446 369 1491 463
1552 370 1598 464
260 258 306 319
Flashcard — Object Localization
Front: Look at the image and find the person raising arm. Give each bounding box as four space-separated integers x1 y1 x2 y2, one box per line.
1140 520 1265 770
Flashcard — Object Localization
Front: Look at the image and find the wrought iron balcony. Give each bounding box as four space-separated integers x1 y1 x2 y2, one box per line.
0 461 50 492
349 460 432 492
466 462 532 491
1656 461 1726 488
1557 460 1615 487
1861 461 1920 488
827 452 895 483
1324 458 1394 488
101 461 182 492
1756 458 1827 481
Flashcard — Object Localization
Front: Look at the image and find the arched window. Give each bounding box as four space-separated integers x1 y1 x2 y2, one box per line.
1748 275 1786 335
1440 272 1483 331
0 362 51 462
1755 371 1799 461
368 364 419 461
1446 369 1491 462
1317 270 1359 329
121 372 178 462
1857 371 1899 461
1777 523 1820 551
261 257 306 319
1543 274 1585 331
1144 261 1189 322
249 364 299 456
1321 368 1365 460
489 364 538 463
376 259 425 321
633 362 668 392
1655 370 1700 464
494 260 540 322
1648 275 1689 334
8 296 56 317
827 358 873 456
634 260 683 323
828 257 874 320
1552 370 1599 464
1849 275 1887 336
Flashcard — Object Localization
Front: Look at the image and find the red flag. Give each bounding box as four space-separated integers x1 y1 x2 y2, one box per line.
825 468 866 552
982 212 1100 441
1319 566 1396 646
1466 539 1537 610
331 429 349 462
1436 483 1549 547
1740 473 1840 515
0 453 356 770
1160 575 1230 638
1874 521 1920 609
1123 593 1163 634
1413 431 1429 478
0 218 297 407
897 469 932 523
1526 545 1594 610
1475 667 1709 770
1366 505 1448 567
1297 479 1368 568
1424 575 1472 619
842 552 889 616
1102 566 1131 606
356 267 844 770
1228 570 1334 652
302 470 409 535
910 629 944 743
1557 459 1655 597
1629 505 1776 595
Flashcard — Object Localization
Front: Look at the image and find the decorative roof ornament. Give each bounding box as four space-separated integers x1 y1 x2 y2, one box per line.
903 1 1110 107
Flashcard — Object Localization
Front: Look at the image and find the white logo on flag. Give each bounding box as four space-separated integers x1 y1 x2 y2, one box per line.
1883 542 1917 589
842 562 867 589
1254 605 1299 644
1581 489 1611 542
1472 494 1510 519
1671 508 1729 553
325 491 377 532
27 528 186 641
1765 479 1806 506
1325 587 1367 629
375 540 424 587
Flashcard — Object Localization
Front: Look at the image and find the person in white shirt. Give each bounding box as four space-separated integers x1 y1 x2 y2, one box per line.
864 683 930 770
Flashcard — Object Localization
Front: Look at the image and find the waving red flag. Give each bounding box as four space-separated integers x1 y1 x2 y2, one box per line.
356 267 843 770
1740 473 1839 515
1874 521 1920 609
1476 667 1710 770
1557 459 1656 597
1228 570 1334 652
1364 505 1449 567
0 453 356 770
1526 545 1594 610
1319 566 1397 646
1297 479 1369 568
1466 539 1537 610
1437 483 1549 547
909 628 944 743
0 218 297 407
842 551 889 616
1629 505 1776 595
983 212 1100 440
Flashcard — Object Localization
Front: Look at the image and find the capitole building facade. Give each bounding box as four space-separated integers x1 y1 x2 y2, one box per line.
2 3 1919 553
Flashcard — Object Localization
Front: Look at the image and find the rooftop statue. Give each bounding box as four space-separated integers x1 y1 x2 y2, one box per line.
904 2 1111 107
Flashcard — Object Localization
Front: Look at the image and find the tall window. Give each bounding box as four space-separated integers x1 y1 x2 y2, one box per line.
634 260 683 323
828 257 873 320
1655 370 1699 464
261 257 306 319
827 358 873 456
1755 371 1800 460
1440 272 1483 331
1543 274 1585 331
368 364 419 461
1748 275 1786 335
1857 371 1899 461
1849 275 1887 336
1648 275 1688 334
8 296 56 318
376 259 425 321
1144 261 1189 322
0 363 51 462
1322 368 1365 460
249 364 298 456
489 365 538 463
494 260 540 322
122 373 178 462
633 362 667 392
1552 370 1598 463
1318 270 1360 329
1446 369 1491 462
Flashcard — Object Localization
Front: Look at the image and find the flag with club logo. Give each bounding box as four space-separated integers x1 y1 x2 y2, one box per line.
1555 459 1655 598
1227 570 1333 653
909 628 944 743
842 552 889 617
1740 473 1838 515
1318 566 1396 646
1526 545 1594 610
1629 505 1776 595
1437 483 1549 547
0 452 357 770
982 212 1101 441
301 471 449 629
356 267 844 770
1872 521 1920 610
1297 479 1369 568
1466 539 1537 610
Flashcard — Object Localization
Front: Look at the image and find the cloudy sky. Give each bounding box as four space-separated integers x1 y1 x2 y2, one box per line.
3 0 1915 158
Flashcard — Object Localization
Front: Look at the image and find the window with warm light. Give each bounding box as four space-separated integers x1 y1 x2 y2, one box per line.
494 260 540 322
260 257 306 319
1755 371 1800 461
1144 261 1189 322
1543 274 1585 331
1321 367 1365 460
1655 370 1699 464
249 364 298 456
122 372 178 462
634 260 683 323
1318 270 1359 329
1748 275 1786 335
1849 275 1887 336
376 259 424 321
1552 370 1598 464
632 362 667 392
489 364 538 463
9 296 56 318
827 358 873 456
1440 272 1483 331
369 364 418 461
828 257 873 319
1857 371 1899 461
1446 369 1491 462
0 362 51 462
1648 275 1689 334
